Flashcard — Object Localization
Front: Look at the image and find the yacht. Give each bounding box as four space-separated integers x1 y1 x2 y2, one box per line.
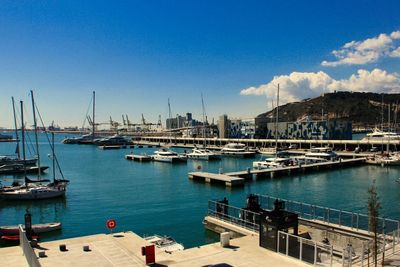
144 235 184 253
362 128 400 141
62 133 103 144
220 143 256 158
305 147 338 161
95 134 132 146
259 147 288 156
253 157 295 170
152 148 187 163
366 153 400 166
187 148 221 160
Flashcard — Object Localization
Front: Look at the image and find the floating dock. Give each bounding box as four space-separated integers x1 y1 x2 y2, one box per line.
189 158 366 185
188 172 245 187
125 154 152 162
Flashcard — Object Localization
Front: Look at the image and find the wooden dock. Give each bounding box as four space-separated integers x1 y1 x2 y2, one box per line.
188 172 244 187
98 145 127 150
125 154 152 162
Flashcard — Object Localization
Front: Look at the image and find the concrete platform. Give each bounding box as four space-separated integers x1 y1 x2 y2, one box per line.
125 154 152 162
31 231 307 267
188 172 245 187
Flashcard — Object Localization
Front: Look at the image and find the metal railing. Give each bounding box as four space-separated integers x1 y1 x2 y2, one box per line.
19 225 41 267
257 194 400 234
277 231 334 266
207 200 260 232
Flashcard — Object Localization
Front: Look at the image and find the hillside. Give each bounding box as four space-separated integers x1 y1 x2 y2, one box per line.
257 91 400 127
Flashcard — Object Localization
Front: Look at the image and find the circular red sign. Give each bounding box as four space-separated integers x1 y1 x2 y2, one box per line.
106 219 116 229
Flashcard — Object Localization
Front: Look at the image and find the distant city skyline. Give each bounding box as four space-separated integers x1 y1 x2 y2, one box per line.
1 1 400 128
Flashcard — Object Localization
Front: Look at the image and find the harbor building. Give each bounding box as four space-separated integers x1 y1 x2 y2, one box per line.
255 116 352 140
218 114 230 138
218 115 256 138
166 113 201 130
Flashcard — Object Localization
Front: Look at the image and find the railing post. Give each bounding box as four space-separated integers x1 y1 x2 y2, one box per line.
286 232 289 256
330 245 333 267
351 212 354 229
314 241 317 266
328 208 330 225
356 213 359 231
299 237 303 261
361 242 365 267
339 210 342 226
277 231 280 253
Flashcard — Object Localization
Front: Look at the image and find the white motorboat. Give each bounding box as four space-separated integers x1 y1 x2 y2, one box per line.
362 128 400 141
366 154 400 166
152 148 187 163
259 147 288 156
220 143 256 158
144 235 184 253
187 148 220 160
253 157 295 170
305 147 338 161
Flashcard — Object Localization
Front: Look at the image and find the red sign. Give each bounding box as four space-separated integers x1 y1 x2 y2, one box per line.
106 219 116 229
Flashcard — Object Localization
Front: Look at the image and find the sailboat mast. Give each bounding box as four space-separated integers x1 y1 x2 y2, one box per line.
30 90 41 178
52 132 56 182
20 101 27 177
12 97 20 159
275 84 280 158
201 94 206 147
92 91 95 141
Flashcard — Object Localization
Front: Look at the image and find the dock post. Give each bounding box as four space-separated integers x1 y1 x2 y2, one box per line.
205 178 211 183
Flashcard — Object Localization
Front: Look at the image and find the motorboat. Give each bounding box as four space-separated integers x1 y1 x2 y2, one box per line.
252 157 296 170
95 134 132 146
220 143 256 158
144 235 184 253
187 148 221 160
62 133 103 144
152 148 187 163
305 147 338 161
362 128 400 141
291 156 328 165
259 147 288 156
0 164 48 175
0 222 61 235
0 133 13 141
366 153 400 166
0 156 37 167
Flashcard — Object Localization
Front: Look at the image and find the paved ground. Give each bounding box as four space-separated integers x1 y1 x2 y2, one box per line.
4 231 400 266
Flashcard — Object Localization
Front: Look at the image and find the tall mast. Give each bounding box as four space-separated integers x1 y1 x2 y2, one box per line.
52 132 56 182
30 90 41 179
381 94 384 130
92 91 95 141
168 98 172 128
201 93 206 147
20 101 27 177
12 97 20 159
275 84 280 157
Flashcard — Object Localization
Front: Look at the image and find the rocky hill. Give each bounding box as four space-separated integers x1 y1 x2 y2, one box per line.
257 91 400 127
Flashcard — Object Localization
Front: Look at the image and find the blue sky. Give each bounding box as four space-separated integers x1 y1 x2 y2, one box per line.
1 0 400 128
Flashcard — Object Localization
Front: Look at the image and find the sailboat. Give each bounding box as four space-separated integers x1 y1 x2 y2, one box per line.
254 84 290 167
62 91 103 144
0 97 42 174
187 95 221 160
0 92 69 200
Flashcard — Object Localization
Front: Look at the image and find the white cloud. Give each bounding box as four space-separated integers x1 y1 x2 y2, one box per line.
321 30 400 67
240 69 400 105
390 47 400 58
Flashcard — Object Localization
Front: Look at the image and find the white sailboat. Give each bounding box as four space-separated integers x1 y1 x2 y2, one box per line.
152 147 187 163
0 92 69 200
187 94 221 161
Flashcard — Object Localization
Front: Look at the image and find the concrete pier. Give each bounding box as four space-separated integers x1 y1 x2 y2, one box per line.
188 171 245 187
125 154 152 162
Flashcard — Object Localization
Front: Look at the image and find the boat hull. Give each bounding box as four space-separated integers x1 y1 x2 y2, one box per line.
0 222 62 235
0 189 65 200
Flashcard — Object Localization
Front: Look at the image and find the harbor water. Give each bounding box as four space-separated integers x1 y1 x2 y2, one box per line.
1 133 400 248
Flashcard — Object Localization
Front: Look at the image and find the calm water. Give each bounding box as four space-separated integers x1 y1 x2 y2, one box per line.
1 132 400 248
